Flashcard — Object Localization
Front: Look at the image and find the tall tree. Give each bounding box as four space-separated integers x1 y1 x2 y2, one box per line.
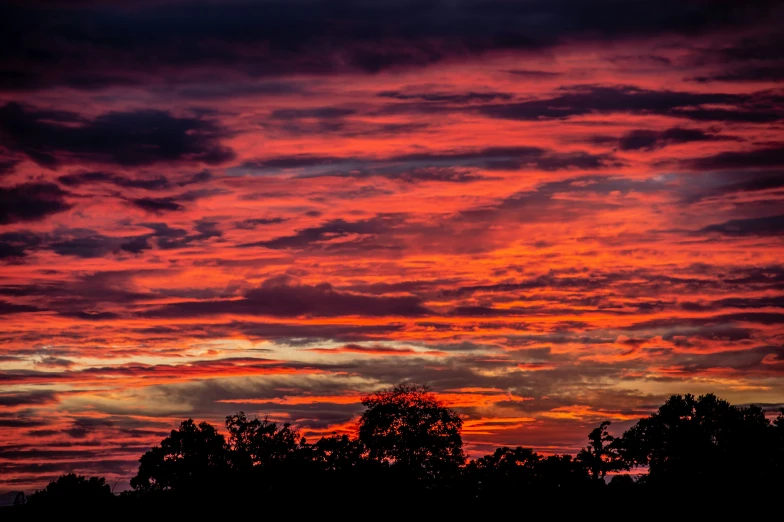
615 393 772 487
577 421 625 481
131 419 228 490
358 383 465 481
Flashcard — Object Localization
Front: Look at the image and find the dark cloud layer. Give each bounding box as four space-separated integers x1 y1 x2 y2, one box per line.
0 182 71 225
479 85 783 123
683 144 784 171
593 127 730 151
0 102 234 168
700 214 784 237
0 232 42 259
144 276 431 319
130 197 184 213
244 145 618 178
57 171 170 190
1 0 780 90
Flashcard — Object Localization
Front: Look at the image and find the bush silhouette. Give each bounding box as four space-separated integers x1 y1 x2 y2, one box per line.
25 474 113 509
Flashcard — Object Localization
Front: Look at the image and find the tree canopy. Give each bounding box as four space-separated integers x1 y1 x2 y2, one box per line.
357 383 464 480
11 389 784 514
614 393 778 488
225 412 306 471
576 420 626 481
25 474 113 508
130 419 228 491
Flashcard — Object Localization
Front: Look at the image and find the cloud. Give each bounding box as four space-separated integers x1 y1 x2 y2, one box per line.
58 311 120 321
243 155 352 170
478 85 783 123
143 220 222 249
592 127 732 151
0 102 235 168
454 175 665 226
43 220 223 258
244 216 402 251
0 301 41 314
650 346 784 377
390 146 620 171
129 197 184 213
308 343 446 356
234 217 288 229
626 313 784 333
378 90 514 103
681 144 784 170
0 231 42 259
261 109 429 138
681 296 784 311
243 145 619 179
0 391 56 407
231 321 408 342
693 66 784 83
0 182 71 224
271 107 357 119
0 158 20 176
57 171 170 190
504 69 562 78
690 171 784 201
699 214 784 237
143 276 432 319
0 417 50 428
35 356 75 368
49 232 124 259
2 0 780 89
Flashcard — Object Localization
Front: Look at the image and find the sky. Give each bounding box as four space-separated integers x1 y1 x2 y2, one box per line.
1 0 783 493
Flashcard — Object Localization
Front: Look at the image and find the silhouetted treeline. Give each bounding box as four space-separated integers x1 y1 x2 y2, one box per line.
7 385 784 516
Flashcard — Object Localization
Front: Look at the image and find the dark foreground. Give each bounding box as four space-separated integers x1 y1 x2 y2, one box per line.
5 388 784 518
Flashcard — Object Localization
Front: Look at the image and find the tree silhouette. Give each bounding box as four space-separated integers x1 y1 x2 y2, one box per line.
312 434 368 472
358 383 464 481
225 412 306 471
13 389 784 515
534 454 592 490
772 408 784 476
615 393 773 488
607 473 635 489
465 446 541 497
26 474 113 508
577 421 625 481
131 419 228 490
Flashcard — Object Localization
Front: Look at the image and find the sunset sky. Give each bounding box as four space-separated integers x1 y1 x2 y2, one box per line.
1 0 783 493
